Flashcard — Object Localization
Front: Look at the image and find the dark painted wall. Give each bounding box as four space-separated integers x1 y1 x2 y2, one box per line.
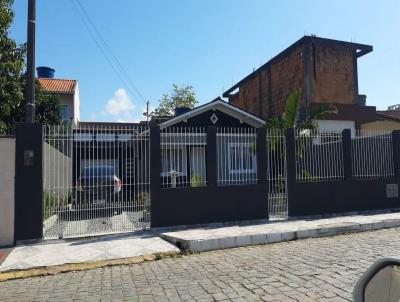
286 128 400 217
151 185 267 227
150 126 268 227
14 123 43 242
290 179 400 217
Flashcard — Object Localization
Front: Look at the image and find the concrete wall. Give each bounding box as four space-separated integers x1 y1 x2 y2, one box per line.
0 138 15 247
317 120 356 137
43 142 72 200
73 83 80 124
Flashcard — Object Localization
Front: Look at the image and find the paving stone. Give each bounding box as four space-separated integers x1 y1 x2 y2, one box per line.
2 228 400 301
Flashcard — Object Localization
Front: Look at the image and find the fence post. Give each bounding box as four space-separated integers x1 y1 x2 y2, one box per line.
257 128 268 184
150 125 161 227
207 126 217 187
14 123 43 243
285 128 296 217
342 129 352 181
392 130 400 179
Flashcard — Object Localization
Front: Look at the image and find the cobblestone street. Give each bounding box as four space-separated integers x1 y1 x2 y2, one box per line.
1 228 400 302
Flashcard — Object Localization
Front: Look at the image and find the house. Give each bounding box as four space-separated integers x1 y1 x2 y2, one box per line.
73 98 265 189
158 98 265 187
222 35 377 136
361 105 400 131
37 67 80 125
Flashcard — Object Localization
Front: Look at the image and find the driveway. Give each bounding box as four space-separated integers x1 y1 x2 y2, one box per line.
1 227 400 301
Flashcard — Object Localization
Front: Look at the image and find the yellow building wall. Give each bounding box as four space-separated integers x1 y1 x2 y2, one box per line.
361 120 400 131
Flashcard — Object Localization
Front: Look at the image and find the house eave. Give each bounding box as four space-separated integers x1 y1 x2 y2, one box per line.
160 99 266 129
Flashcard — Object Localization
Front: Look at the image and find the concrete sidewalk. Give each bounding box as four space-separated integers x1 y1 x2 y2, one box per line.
160 211 400 252
0 231 179 273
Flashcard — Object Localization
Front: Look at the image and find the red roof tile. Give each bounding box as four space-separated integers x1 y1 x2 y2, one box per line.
38 78 77 94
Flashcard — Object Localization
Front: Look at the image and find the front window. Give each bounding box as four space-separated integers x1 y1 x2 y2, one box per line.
161 146 187 176
81 166 115 178
229 144 256 174
60 104 69 121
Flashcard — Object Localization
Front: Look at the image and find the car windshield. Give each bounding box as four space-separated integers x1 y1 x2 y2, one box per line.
81 166 115 177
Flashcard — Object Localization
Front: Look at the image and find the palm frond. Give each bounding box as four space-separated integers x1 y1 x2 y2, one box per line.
266 116 284 129
283 90 301 129
309 103 338 120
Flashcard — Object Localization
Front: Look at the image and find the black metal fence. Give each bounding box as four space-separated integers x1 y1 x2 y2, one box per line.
286 128 400 217
12 123 400 242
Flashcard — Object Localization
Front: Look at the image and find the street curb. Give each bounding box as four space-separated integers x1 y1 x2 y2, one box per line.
161 218 400 252
0 251 180 282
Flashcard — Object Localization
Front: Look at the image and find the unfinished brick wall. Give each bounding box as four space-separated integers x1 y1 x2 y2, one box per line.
230 73 260 117
270 44 304 117
312 43 356 104
228 37 360 120
230 43 304 119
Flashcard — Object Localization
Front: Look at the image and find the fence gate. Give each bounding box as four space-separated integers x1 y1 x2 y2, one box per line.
266 129 288 220
42 125 151 240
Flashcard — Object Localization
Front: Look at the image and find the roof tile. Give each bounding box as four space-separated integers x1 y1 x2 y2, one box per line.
38 78 77 94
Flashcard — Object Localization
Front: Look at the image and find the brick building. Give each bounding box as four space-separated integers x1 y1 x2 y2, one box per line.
223 36 377 134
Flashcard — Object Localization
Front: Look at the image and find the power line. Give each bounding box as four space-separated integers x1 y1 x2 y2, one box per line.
72 0 147 105
74 0 146 103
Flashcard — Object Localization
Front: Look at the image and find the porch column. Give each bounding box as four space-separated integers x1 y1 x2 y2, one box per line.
207 126 217 187
342 129 352 182
150 125 161 227
285 128 296 217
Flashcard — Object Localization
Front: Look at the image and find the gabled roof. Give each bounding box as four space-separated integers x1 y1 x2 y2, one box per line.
38 78 77 94
223 35 373 97
160 97 266 129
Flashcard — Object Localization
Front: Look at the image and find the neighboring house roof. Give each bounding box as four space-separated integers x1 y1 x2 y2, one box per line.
160 97 266 129
38 78 77 94
377 110 400 122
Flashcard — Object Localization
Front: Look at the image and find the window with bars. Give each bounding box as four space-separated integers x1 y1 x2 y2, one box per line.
228 144 256 174
160 146 187 177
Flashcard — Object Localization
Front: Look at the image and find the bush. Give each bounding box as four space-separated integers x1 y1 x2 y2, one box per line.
135 192 150 211
191 175 203 187
43 192 72 220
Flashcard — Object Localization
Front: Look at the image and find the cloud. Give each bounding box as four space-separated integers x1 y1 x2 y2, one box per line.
93 88 154 123
105 88 135 116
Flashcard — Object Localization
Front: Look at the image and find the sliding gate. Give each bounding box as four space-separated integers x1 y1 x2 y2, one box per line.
42 125 151 239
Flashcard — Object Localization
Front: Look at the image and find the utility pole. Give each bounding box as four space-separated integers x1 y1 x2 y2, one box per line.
143 101 153 127
26 0 36 123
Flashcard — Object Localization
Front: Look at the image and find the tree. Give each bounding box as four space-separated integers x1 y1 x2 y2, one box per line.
0 0 61 134
155 84 197 116
0 0 26 133
266 89 337 130
266 89 338 164
35 81 61 125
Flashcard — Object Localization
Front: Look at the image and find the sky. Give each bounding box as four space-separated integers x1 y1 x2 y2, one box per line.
9 0 400 122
